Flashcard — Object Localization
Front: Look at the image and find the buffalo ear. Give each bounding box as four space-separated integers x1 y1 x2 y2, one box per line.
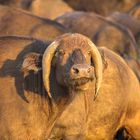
21 53 42 74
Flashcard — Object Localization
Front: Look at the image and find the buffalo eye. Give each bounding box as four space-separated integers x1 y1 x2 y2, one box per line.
55 49 65 57
58 49 65 55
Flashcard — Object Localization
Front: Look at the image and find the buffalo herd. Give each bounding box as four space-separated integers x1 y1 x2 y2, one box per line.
0 0 140 140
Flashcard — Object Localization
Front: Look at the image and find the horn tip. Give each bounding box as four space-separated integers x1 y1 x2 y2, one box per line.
47 91 52 98
94 88 99 100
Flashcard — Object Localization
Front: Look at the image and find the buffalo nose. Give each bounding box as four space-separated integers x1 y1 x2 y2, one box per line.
71 64 93 77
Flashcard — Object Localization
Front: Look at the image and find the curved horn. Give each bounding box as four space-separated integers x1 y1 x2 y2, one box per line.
88 40 103 99
42 41 59 98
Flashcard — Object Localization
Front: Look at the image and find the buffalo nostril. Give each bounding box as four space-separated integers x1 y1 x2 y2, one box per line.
72 67 79 74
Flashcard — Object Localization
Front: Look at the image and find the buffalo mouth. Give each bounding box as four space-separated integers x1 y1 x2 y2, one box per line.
68 77 93 89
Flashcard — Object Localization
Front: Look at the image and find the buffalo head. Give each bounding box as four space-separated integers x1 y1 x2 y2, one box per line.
42 33 103 98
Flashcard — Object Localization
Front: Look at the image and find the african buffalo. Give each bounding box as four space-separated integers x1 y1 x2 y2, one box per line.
0 33 140 139
0 5 68 41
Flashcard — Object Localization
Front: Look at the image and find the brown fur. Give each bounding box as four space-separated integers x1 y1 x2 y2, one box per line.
0 5 68 41
0 34 140 139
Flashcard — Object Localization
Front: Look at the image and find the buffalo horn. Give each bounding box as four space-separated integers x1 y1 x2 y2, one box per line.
88 40 103 99
42 41 59 98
